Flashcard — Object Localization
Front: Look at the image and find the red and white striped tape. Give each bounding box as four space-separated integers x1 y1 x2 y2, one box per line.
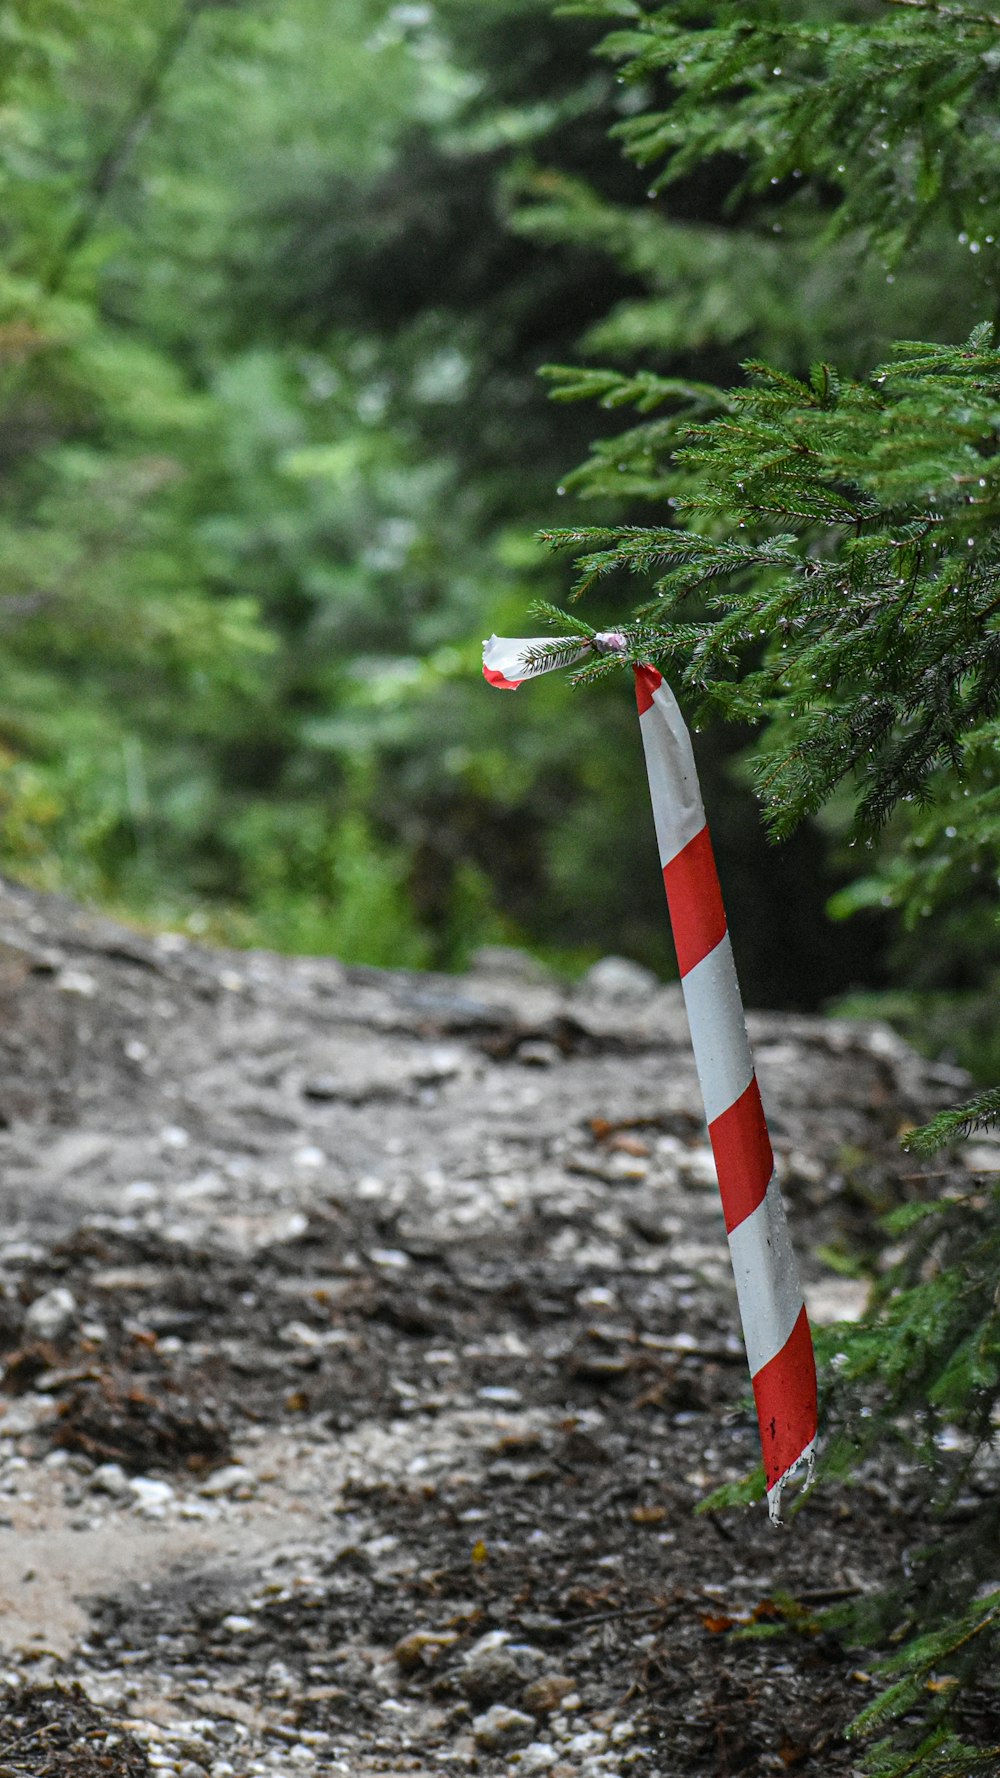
482 635 817 1520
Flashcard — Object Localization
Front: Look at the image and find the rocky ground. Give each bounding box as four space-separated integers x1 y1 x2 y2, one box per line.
0 875 985 1777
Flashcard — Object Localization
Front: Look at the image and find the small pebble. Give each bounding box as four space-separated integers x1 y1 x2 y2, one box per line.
394 1629 459 1671
90 1462 131 1498
55 968 97 996
567 1729 607 1755
129 1477 175 1513
472 1705 537 1751
24 1287 76 1341
463 1648 526 1705
122 1180 160 1206
522 1674 575 1715
517 1040 561 1067
519 1745 558 1774
199 1465 254 1498
293 1146 325 1169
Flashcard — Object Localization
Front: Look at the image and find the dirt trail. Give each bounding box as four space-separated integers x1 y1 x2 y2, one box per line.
0 877 976 1776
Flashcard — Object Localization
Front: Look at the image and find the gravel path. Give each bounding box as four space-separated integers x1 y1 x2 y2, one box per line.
0 878 976 1776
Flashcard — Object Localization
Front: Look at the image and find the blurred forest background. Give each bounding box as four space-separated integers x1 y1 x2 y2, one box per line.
1 0 995 1057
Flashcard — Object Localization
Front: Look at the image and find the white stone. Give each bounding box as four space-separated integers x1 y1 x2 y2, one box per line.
516 1040 561 1067
577 1286 617 1310
472 1705 536 1751
24 1286 76 1340
519 1744 558 1773
129 1477 175 1512
90 1462 131 1497
355 1175 386 1200
279 1321 323 1348
293 1146 325 1169
122 1180 160 1205
199 1465 254 1498
466 1629 510 1660
567 1730 608 1755
154 931 187 953
425 1046 464 1078
56 968 97 996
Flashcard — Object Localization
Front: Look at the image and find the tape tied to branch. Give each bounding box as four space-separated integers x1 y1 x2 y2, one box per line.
482 631 630 688
482 633 818 1521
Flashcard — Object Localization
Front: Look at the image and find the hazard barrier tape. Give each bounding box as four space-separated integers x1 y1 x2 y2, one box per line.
483 633 817 1519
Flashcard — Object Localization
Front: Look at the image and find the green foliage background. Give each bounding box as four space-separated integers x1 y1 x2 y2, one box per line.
0 0 902 1008
1 0 998 1054
0 0 656 973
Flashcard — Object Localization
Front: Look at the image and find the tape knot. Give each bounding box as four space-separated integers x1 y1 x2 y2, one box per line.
593 630 629 656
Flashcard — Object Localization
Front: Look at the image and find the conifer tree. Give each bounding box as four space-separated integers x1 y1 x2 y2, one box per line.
538 3 1000 1770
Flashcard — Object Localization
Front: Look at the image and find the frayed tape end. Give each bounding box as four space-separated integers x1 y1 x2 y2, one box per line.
766 1439 816 1526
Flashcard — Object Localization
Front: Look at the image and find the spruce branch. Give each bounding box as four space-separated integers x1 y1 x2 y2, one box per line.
904 1089 1000 1154
544 12 1000 1771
